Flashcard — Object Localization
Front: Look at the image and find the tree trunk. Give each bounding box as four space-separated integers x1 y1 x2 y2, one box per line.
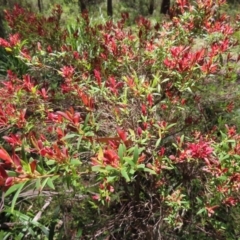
37 0 42 12
78 0 87 13
160 0 170 14
107 0 113 17
149 0 154 15
0 13 5 38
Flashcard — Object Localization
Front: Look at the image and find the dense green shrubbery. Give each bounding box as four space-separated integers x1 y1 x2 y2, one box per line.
1 0 240 239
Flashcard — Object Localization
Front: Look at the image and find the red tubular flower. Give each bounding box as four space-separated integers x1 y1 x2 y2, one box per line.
93 69 101 86
141 104 147 116
187 141 213 159
0 38 10 48
103 149 119 168
0 148 13 165
0 165 8 187
60 66 75 79
117 128 128 142
223 197 238 207
147 94 153 107
2 134 22 147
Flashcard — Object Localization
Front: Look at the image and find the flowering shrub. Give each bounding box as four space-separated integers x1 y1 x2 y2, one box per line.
1 0 240 239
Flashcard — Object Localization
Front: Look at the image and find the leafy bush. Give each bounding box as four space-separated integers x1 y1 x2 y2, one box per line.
1 0 240 239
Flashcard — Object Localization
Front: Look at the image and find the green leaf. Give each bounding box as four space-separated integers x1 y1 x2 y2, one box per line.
118 144 124 164
155 138 162 148
61 134 78 141
143 168 156 174
5 170 17 177
77 136 82 151
41 177 50 190
129 169 135 174
137 164 145 169
92 165 101 172
70 159 82 165
124 157 135 167
5 182 26 198
35 178 41 190
105 165 117 171
133 145 139 164
46 160 55 165
106 176 116 182
197 208 206 215
47 178 55 190
11 181 27 212
77 229 83 237
83 113 90 129
121 168 130 182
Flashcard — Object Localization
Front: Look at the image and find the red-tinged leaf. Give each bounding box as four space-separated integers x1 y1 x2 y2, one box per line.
62 147 68 158
5 177 13 187
117 128 127 142
30 135 40 150
53 143 62 160
0 148 12 164
94 69 101 86
2 134 21 146
0 165 8 179
12 153 21 167
30 160 37 173
56 127 65 138
37 140 44 150
56 111 72 121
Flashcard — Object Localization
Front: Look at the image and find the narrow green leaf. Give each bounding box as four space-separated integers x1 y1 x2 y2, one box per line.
121 169 130 182
31 220 49 236
197 208 206 215
143 168 156 174
132 146 138 163
124 157 135 167
5 182 26 198
61 134 78 141
106 176 116 183
41 177 50 190
77 136 82 151
70 159 82 165
92 165 101 172
11 181 27 212
47 178 55 190
83 113 90 129
137 164 145 169
155 138 161 148
118 144 124 164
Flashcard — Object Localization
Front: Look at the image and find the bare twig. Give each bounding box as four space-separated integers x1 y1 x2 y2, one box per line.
33 197 52 222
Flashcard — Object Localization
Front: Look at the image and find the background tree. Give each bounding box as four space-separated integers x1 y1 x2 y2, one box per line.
78 0 87 13
149 0 154 14
37 0 42 12
107 0 113 16
0 13 5 38
160 0 170 14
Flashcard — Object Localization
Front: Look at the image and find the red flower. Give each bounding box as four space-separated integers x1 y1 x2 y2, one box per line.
225 124 236 137
2 134 22 147
206 205 219 217
141 104 147 116
0 148 13 164
187 140 213 159
147 94 153 106
106 76 124 95
223 197 238 206
0 38 10 48
117 128 128 142
103 149 119 168
0 165 8 187
93 69 101 86
60 66 75 79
